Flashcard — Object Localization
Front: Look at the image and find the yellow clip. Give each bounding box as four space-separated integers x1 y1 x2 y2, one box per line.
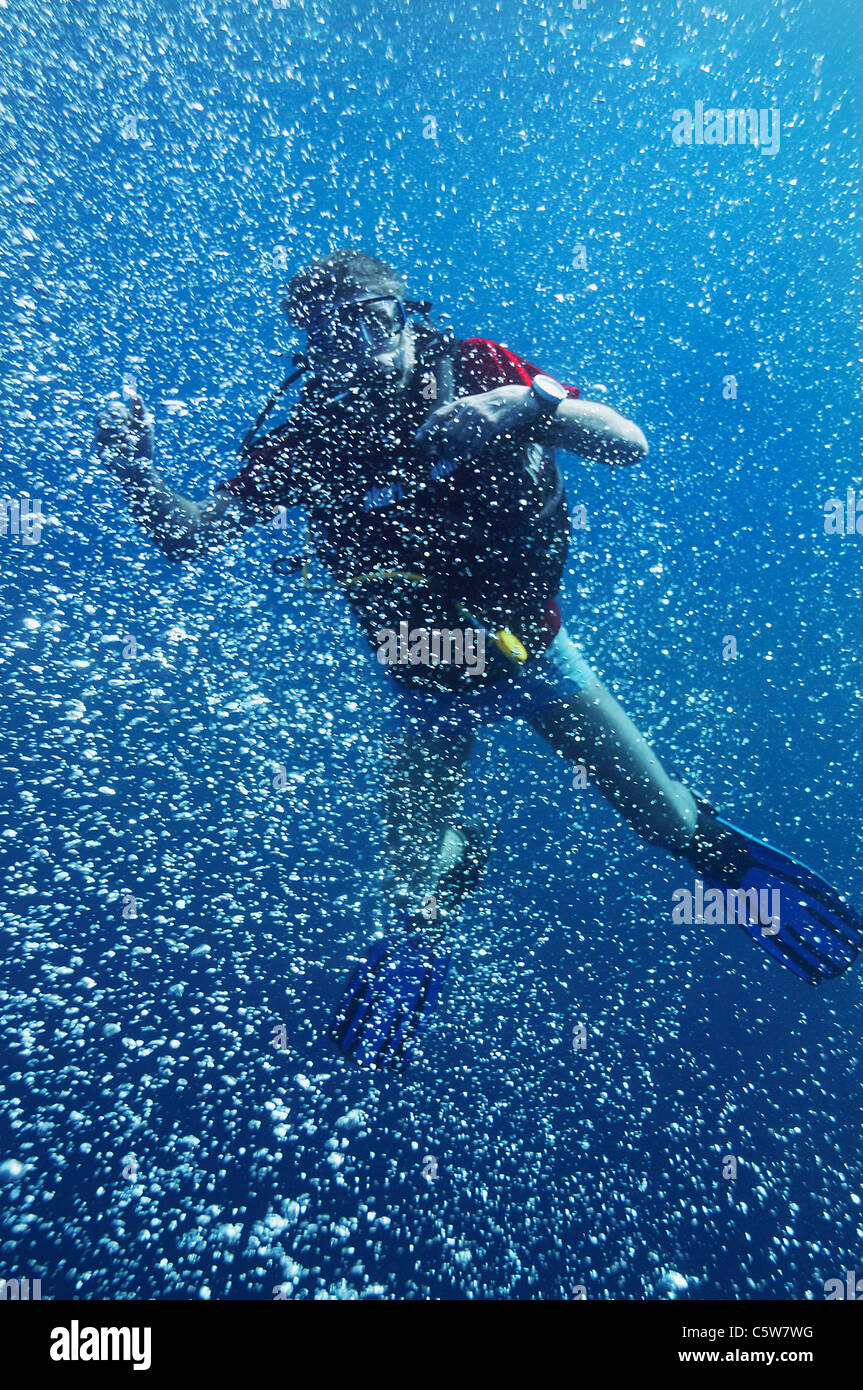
493 628 529 663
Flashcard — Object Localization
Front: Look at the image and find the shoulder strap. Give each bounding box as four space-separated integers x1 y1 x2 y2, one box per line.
239 354 313 459
413 321 457 408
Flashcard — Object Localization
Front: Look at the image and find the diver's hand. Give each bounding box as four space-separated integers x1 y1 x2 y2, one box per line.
414 386 538 463
95 392 155 478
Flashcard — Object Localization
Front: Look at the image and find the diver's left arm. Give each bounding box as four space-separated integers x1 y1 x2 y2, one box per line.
540 395 648 466
416 385 647 469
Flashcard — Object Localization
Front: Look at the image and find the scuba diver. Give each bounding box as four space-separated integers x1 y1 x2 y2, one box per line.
96 247 862 1071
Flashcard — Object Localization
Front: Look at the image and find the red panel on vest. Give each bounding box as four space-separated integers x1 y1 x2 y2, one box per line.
457 338 580 398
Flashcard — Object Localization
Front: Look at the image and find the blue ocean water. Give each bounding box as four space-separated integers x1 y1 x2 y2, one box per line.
1 0 861 1300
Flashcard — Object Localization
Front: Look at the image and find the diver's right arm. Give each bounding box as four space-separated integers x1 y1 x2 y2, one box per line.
95 394 255 562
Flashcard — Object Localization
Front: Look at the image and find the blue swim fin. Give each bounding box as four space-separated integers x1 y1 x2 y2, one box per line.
686 797 863 983
333 820 488 1071
333 915 452 1070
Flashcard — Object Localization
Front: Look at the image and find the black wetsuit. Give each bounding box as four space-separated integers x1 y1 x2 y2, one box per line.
222 329 571 690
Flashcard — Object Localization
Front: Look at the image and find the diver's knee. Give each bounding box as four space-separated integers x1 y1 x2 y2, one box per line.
630 781 698 855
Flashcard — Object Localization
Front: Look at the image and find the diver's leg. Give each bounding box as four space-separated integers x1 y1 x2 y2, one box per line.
333 715 480 1071
529 674 863 984
528 675 697 854
380 721 479 920
517 632 863 986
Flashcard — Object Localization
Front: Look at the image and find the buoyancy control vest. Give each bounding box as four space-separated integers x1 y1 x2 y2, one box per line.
294 324 571 691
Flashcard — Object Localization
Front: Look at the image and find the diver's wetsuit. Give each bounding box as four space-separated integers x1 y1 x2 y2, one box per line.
220 332 582 689
219 330 597 906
